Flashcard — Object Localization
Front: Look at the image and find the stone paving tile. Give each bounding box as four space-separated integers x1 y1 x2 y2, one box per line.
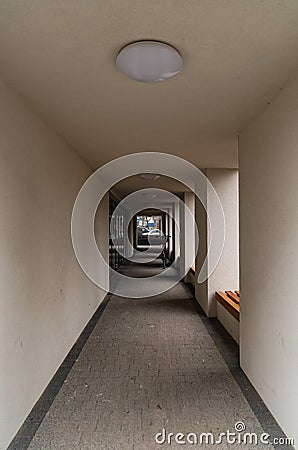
28 267 277 450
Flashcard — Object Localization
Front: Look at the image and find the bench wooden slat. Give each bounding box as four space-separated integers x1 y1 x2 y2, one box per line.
235 290 240 297
215 291 240 321
225 290 240 304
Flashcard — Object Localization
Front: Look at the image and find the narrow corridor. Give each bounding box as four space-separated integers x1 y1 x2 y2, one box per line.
19 263 286 450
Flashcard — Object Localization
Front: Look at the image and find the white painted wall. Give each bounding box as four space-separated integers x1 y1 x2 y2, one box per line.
194 170 239 322
207 169 239 337
194 178 208 312
239 74 298 444
217 303 239 344
184 192 196 272
0 80 108 450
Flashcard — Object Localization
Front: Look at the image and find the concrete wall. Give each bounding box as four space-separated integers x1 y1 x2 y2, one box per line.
185 268 196 287
195 177 208 313
207 170 239 338
194 170 239 324
184 192 196 272
217 303 239 344
239 74 298 443
0 80 108 449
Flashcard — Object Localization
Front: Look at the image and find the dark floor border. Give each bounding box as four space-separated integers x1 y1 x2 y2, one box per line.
187 286 293 450
7 294 111 450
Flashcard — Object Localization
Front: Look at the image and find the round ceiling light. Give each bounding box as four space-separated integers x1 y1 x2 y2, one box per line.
116 40 183 83
142 193 157 199
138 173 160 180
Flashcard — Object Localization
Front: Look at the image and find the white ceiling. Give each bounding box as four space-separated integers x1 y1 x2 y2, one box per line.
112 175 190 198
1 1 298 171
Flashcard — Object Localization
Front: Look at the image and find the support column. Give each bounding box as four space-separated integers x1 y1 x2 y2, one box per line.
194 169 239 320
239 74 298 443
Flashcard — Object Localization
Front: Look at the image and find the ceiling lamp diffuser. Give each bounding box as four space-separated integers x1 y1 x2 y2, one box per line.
142 193 157 199
116 40 183 82
138 173 160 180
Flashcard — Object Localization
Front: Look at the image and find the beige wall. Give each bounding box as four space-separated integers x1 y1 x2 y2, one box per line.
184 192 196 272
195 178 208 313
207 169 239 338
217 303 239 344
0 80 108 450
239 74 298 443
194 169 239 323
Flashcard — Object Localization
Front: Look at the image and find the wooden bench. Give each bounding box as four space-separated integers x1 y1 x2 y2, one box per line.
215 290 240 321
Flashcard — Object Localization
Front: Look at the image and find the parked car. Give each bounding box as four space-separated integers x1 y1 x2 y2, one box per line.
137 226 150 236
142 228 162 236
137 226 150 245
149 229 163 236
143 229 166 244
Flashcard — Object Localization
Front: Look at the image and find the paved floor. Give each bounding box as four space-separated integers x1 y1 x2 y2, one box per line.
26 262 287 450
